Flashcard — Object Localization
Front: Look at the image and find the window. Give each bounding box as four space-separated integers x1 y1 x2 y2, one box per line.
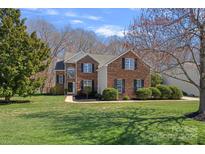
115 79 125 93
67 67 75 78
83 80 92 87
125 58 135 70
83 63 92 73
134 79 144 91
59 75 64 84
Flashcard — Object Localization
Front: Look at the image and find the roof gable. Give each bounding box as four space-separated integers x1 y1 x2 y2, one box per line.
103 50 151 69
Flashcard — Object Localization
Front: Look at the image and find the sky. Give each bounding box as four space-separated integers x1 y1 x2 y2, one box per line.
20 8 140 38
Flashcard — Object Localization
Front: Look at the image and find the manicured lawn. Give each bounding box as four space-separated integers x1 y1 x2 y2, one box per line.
0 95 205 144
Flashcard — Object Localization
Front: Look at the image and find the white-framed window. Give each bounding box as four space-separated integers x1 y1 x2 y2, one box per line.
83 63 92 73
83 80 92 87
59 75 64 84
67 67 75 78
116 79 123 93
125 58 135 70
134 79 144 90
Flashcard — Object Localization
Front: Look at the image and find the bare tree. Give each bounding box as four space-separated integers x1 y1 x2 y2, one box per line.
126 9 205 117
27 19 72 93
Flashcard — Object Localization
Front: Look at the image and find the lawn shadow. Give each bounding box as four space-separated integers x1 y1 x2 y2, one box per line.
19 107 196 144
0 100 31 105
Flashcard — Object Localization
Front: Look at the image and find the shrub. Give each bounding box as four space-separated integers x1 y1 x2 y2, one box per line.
182 91 188 96
136 88 152 100
149 87 161 99
102 88 118 101
84 86 92 99
151 73 163 87
123 95 130 100
95 93 102 100
156 85 172 99
169 85 183 99
50 85 64 95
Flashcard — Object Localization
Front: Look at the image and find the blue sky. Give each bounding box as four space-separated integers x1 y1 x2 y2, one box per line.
21 8 140 37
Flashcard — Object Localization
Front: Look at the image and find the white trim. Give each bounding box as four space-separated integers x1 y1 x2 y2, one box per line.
55 70 65 71
64 51 85 63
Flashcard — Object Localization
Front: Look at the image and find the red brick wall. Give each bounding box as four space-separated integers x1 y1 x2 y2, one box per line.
76 55 99 92
107 51 150 98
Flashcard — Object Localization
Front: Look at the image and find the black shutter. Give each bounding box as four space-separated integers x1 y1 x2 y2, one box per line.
122 79 125 93
134 80 137 92
81 80 84 90
92 80 94 91
141 80 144 88
56 75 59 83
63 75 65 83
114 79 117 88
122 58 125 69
81 63 84 72
135 59 137 69
92 64 94 73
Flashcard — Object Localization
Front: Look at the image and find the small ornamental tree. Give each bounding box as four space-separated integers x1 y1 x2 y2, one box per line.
151 73 163 87
84 86 92 99
0 9 50 101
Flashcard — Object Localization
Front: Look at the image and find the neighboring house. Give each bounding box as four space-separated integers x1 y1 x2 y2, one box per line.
163 63 199 96
55 50 151 98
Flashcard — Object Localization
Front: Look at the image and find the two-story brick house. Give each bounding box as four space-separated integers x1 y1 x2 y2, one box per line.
55 50 150 98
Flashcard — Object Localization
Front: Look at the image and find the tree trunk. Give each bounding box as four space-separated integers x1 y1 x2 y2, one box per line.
5 96 11 102
199 25 205 114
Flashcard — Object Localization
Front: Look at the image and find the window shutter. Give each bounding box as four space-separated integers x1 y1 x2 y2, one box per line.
135 59 137 69
56 75 59 83
92 64 94 73
133 80 137 92
63 75 65 83
114 79 117 88
141 80 144 87
81 80 84 90
81 63 84 72
92 80 94 91
122 79 125 93
122 58 125 69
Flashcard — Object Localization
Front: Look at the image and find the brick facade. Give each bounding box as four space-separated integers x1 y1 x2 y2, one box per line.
107 51 150 98
55 51 151 99
76 55 99 93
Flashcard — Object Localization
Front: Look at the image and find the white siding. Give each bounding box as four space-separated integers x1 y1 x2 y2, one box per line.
163 63 199 96
97 66 107 94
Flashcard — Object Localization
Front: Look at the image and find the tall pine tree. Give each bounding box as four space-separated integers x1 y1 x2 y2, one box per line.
0 9 50 101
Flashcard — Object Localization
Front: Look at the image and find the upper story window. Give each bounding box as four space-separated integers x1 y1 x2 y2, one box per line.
82 63 93 73
124 58 135 70
67 67 75 78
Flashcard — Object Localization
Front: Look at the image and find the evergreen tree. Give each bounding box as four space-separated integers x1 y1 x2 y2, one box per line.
0 9 50 101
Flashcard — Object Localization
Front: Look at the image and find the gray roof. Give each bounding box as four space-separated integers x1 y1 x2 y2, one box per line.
55 60 65 70
63 51 116 67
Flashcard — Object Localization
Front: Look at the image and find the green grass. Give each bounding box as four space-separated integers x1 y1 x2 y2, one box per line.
0 95 205 144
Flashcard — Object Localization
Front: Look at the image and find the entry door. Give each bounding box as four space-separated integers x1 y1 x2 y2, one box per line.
68 82 73 93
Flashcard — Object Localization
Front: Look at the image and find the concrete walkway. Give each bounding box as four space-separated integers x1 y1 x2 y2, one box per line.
182 96 199 101
64 95 74 102
65 97 199 103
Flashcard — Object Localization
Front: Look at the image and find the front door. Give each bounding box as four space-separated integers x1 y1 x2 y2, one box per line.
68 82 73 93
68 82 76 94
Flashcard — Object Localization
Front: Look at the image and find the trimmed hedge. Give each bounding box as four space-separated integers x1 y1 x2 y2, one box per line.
156 85 172 99
102 88 118 101
123 95 130 100
136 88 152 100
149 87 161 99
169 85 183 99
